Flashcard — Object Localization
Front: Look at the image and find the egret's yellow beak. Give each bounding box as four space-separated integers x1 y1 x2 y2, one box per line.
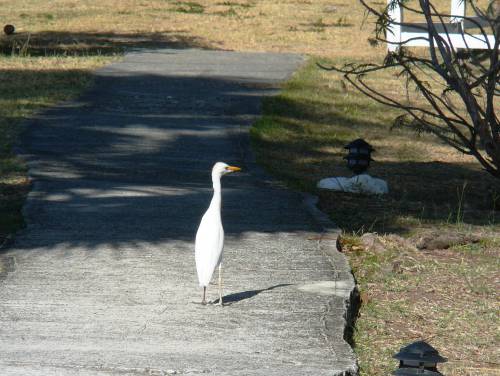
227 166 241 172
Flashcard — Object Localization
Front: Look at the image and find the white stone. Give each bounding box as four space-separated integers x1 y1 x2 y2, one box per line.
297 280 353 298
317 174 389 195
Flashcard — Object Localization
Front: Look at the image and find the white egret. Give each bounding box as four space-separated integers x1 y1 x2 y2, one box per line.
195 162 241 305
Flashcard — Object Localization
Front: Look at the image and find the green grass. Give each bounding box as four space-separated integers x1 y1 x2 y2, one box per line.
213 8 239 17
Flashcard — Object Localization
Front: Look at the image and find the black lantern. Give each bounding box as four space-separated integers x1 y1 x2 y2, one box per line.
393 341 447 376
344 138 374 175
393 369 443 376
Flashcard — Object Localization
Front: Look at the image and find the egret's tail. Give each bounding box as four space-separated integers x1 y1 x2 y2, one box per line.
196 260 219 287
197 276 211 288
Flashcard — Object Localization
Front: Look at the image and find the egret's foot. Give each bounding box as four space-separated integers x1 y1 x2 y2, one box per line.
211 299 224 307
190 301 208 305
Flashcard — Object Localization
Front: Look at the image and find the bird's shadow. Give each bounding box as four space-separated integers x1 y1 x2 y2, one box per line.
212 283 292 306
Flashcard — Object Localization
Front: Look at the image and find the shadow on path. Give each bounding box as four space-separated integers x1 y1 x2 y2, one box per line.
213 283 293 306
0 31 212 56
5 49 310 253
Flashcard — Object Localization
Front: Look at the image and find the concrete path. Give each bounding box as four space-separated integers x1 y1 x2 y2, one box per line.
0 49 357 375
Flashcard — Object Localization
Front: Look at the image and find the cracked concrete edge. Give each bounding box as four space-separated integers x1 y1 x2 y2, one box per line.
238 54 359 374
303 194 360 376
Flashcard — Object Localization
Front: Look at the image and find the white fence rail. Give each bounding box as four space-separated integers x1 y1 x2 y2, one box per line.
386 0 498 51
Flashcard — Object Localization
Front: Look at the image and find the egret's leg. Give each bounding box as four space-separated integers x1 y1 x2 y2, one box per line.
218 264 223 306
202 286 207 305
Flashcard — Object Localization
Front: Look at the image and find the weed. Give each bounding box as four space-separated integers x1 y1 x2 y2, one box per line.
335 16 351 27
171 1 205 14
43 13 55 20
455 181 468 226
213 8 238 17
10 33 32 57
311 18 327 28
217 1 253 7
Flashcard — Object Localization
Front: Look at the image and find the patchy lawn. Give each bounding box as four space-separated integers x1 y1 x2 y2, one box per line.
342 234 499 376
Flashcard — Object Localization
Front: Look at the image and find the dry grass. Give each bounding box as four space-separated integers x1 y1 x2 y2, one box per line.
1 0 386 60
3 0 486 59
342 234 500 375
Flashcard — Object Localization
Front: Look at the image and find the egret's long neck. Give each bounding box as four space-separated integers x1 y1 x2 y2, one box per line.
209 172 222 213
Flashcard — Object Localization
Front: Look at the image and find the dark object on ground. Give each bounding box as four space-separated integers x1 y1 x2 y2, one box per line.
393 340 447 375
4 25 15 35
416 231 481 250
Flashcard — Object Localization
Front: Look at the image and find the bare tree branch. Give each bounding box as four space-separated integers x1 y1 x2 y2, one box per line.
321 0 500 178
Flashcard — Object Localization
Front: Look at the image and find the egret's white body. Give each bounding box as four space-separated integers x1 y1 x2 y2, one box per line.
195 190 224 288
195 162 240 305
